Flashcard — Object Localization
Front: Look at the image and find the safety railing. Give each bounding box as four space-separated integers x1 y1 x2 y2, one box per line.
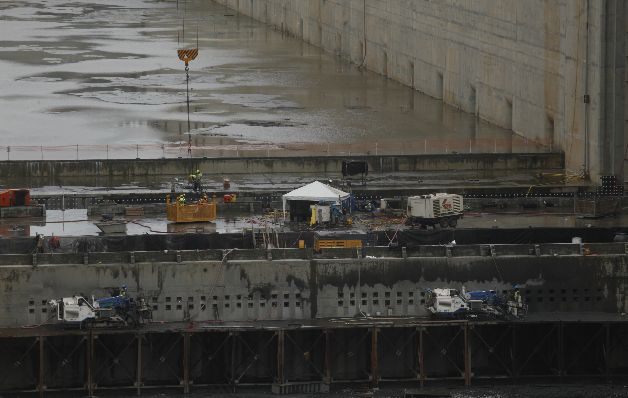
0 137 552 161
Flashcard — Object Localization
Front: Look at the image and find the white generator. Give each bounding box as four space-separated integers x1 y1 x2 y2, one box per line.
310 204 331 225
406 193 463 228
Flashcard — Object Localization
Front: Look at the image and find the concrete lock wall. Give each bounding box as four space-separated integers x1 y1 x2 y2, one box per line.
0 153 562 187
212 0 627 181
1 251 626 327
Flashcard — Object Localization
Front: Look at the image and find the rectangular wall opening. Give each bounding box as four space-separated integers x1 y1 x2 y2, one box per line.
470 85 477 116
506 98 513 129
436 71 444 99
383 51 388 77
546 114 555 150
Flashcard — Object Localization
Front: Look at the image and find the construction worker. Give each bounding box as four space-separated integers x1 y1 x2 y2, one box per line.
178 194 186 205
194 169 202 192
508 287 522 317
48 234 60 251
35 234 44 253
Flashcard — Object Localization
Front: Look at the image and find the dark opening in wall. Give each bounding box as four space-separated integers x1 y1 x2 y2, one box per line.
409 61 415 88
383 51 388 77
546 114 555 150
436 71 444 99
470 85 477 116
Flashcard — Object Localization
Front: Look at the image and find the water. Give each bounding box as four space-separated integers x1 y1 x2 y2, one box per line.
79 384 628 398
0 0 517 160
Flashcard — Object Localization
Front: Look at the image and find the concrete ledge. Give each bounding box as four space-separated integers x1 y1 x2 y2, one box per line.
0 243 625 266
0 205 45 219
0 153 564 185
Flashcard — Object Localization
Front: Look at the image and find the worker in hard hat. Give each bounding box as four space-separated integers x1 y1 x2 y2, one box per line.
178 194 186 205
189 169 202 192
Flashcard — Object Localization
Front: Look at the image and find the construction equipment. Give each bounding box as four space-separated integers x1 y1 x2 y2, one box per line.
0 189 30 207
425 287 527 320
49 287 151 327
166 193 216 223
313 231 367 252
406 193 463 228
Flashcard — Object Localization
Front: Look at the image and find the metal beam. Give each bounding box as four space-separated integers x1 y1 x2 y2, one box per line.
324 329 332 384
370 327 379 388
38 336 45 398
136 333 142 396
230 331 237 392
276 330 285 385
418 327 425 387
464 324 471 386
87 332 94 398
183 332 191 394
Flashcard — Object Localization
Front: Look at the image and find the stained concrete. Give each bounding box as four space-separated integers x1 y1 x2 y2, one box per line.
214 0 627 181
1 246 627 327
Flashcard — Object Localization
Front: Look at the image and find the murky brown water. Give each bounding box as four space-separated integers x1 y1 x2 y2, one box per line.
0 0 520 160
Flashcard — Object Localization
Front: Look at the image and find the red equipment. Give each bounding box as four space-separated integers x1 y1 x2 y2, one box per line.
0 189 31 207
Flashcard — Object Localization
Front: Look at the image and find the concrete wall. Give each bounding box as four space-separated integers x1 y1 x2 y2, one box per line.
1 245 627 327
0 153 562 187
212 0 627 181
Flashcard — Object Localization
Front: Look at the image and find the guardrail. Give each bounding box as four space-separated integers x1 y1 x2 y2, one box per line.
1 243 625 266
0 136 551 160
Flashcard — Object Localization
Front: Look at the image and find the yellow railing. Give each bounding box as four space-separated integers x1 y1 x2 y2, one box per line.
166 195 216 223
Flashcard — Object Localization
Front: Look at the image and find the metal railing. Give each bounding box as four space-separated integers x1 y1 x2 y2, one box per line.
0 137 551 161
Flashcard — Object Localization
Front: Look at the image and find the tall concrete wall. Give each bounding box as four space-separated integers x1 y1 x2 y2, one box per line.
212 0 626 181
1 246 627 327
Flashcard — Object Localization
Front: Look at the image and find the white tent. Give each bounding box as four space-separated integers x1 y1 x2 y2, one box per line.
282 181 350 219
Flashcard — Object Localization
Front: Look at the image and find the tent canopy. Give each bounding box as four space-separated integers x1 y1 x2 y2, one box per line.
282 181 350 218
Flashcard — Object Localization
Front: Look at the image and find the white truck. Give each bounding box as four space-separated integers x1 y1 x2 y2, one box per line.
406 193 463 228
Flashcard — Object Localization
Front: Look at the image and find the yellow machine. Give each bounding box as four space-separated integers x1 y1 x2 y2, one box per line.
314 239 362 252
166 194 216 223
313 231 367 252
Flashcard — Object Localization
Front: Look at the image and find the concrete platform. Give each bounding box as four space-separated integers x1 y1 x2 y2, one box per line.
0 205 45 219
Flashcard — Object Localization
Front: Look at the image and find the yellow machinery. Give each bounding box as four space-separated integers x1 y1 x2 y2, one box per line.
313 231 367 252
166 194 216 223
314 239 362 252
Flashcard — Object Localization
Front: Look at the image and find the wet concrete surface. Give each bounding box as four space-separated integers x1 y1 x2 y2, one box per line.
1 209 627 238
0 0 517 159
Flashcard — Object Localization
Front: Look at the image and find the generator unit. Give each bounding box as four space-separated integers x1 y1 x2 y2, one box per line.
406 193 463 228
